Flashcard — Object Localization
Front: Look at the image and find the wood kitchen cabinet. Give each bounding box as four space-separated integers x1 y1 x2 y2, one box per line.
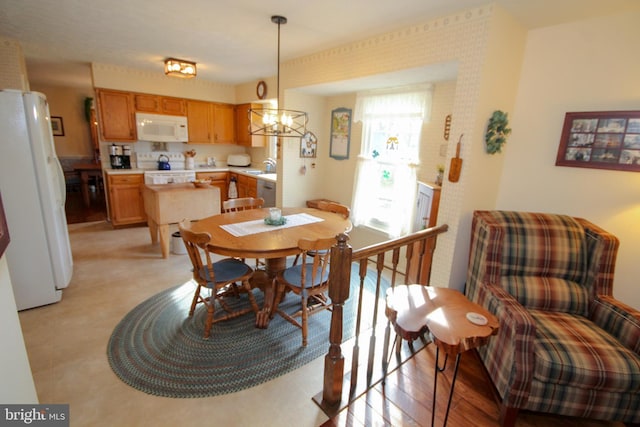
186 100 236 144
196 172 228 204
186 100 212 144
235 103 266 147
406 182 441 285
96 89 136 141
213 103 235 144
133 94 186 116
107 173 146 226
229 173 257 198
238 174 258 198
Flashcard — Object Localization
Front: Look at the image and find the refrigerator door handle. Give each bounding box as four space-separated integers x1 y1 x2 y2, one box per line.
52 156 66 204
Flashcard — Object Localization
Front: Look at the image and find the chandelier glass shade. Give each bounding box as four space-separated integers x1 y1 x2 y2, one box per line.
164 58 197 78
249 15 308 137
249 107 308 137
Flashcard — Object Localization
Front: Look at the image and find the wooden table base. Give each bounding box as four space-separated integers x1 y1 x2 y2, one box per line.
253 257 286 329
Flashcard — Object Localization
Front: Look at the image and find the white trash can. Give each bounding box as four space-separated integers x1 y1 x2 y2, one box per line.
171 231 187 255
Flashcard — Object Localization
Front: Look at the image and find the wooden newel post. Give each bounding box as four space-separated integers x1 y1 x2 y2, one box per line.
322 232 352 406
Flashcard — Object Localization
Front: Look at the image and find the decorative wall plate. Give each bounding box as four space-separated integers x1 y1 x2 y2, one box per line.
256 80 267 99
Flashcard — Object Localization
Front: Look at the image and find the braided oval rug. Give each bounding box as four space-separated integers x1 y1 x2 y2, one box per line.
107 266 388 398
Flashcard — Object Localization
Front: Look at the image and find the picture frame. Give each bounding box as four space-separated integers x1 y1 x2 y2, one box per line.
300 131 317 158
0 192 10 258
51 116 65 136
329 108 351 160
555 111 640 172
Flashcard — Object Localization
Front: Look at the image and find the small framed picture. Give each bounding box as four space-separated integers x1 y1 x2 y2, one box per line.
300 131 317 158
330 108 351 160
51 116 65 136
555 111 640 171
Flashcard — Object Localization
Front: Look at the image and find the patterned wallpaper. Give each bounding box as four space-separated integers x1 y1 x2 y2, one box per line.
0 37 29 91
279 5 495 288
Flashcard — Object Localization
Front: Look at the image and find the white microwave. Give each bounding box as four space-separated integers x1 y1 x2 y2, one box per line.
136 113 189 142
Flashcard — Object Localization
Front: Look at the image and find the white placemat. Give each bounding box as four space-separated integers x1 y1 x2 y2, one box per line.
220 213 324 237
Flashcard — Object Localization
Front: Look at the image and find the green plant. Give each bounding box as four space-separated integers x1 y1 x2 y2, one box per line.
84 97 93 122
485 110 512 154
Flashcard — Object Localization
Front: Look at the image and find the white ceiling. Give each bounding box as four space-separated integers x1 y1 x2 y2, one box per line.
1 0 639 88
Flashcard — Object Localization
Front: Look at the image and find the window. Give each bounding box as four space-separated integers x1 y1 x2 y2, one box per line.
351 85 432 237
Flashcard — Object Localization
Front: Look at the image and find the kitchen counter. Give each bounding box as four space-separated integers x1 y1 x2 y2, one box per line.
142 183 221 258
103 167 277 182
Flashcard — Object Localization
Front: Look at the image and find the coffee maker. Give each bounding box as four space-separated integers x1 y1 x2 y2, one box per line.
109 144 131 169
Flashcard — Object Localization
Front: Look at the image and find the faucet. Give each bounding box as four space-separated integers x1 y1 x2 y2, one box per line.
263 158 277 173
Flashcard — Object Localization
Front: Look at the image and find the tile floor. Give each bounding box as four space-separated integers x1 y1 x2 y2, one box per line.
19 221 331 427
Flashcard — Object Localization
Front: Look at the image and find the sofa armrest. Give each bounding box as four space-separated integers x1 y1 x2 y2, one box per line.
471 280 537 408
591 295 640 354
575 217 619 298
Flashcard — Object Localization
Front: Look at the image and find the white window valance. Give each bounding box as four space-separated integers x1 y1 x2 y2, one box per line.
354 83 433 123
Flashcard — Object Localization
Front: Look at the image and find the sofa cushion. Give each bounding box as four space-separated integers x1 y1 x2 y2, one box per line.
502 276 589 315
495 211 587 283
532 310 640 393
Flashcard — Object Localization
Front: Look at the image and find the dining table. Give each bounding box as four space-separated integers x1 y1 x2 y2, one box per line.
190 207 352 328
73 162 103 207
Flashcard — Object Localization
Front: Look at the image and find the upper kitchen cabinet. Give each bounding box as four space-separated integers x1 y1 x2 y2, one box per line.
213 103 235 144
133 94 186 116
96 89 136 142
235 103 266 147
186 100 212 144
186 100 236 144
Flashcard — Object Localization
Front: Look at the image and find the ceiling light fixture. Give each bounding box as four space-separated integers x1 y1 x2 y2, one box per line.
164 58 197 78
249 15 308 137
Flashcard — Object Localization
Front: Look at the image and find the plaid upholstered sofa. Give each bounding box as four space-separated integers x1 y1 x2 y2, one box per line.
465 210 640 426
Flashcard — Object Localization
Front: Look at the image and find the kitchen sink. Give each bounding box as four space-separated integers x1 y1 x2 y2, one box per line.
244 170 264 175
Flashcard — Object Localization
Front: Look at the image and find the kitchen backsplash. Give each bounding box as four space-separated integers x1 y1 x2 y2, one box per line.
100 140 252 169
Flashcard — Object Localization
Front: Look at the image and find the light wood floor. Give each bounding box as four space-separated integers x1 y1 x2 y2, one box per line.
320 342 626 427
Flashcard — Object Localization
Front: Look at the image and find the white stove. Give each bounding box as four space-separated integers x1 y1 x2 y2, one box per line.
136 151 196 184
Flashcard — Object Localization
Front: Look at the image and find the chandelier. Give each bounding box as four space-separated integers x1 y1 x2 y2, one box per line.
249 15 308 137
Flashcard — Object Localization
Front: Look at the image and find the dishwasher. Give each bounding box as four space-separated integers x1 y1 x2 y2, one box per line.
257 180 276 207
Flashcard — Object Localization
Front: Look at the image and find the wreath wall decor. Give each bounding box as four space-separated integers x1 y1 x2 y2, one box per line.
485 110 512 154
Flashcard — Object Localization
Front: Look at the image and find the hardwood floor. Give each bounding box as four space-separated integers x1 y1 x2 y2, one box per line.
64 186 107 224
320 343 625 427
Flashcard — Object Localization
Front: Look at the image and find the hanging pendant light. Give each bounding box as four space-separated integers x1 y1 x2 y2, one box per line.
249 15 308 137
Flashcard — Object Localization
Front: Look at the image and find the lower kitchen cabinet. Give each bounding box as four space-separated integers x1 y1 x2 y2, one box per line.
238 174 257 198
107 173 146 226
195 172 228 205
228 173 258 199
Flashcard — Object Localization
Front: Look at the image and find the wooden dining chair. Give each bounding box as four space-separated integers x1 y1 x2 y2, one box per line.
293 200 350 265
178 219 260 339
315 200 350 219
222 197 265 213
271 237 336 346
222 197 266 270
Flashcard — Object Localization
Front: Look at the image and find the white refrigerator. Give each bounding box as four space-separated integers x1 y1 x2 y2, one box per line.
0 89 73 310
